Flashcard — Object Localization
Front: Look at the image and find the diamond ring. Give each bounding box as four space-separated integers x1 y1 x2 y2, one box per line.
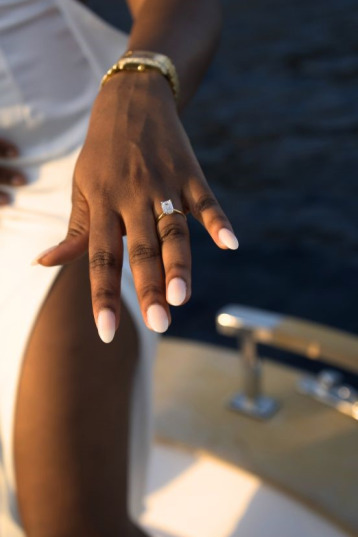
156 199 187 223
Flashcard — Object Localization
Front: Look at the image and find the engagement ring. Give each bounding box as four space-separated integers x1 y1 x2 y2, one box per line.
156 199 186 223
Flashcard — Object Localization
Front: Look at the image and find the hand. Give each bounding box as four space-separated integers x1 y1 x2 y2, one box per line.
0 138 27 205
32 72 238 342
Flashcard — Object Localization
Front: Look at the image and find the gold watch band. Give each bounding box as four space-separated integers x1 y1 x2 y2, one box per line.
100 50 180 104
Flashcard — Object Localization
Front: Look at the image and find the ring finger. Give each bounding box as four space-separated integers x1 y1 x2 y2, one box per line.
155 197 191 307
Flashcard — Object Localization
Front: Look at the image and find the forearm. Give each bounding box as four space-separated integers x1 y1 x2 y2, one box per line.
126 0 223 108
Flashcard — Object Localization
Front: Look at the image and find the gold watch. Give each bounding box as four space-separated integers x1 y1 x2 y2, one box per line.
100 50 180 104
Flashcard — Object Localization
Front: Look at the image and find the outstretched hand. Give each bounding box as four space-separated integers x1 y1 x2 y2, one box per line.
32 71 238 342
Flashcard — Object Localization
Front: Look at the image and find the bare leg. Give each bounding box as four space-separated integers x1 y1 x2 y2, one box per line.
14 253 150 537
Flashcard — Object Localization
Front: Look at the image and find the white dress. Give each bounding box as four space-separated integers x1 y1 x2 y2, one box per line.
0 1 158 534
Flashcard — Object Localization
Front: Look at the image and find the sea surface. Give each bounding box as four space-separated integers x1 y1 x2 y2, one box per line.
88 0 358 378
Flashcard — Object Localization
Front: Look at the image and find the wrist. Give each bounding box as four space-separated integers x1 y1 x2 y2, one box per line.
100 50 180 106
97 69 177 111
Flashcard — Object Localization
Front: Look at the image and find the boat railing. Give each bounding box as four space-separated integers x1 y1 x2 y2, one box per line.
216 304 358 420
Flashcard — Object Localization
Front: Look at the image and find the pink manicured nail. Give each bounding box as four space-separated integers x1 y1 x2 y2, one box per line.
30 245 58 266
167 277 186 306
147 304 169 333
97 308 116 343
218 228 239 250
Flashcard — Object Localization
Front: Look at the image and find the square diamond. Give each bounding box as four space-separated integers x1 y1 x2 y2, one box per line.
161 199 174 214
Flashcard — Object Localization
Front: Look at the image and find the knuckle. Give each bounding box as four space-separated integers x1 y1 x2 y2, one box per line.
66 225 87 239
67 210 89 238
91 183 112 203
129 242 160 266
93 286 118 303
90 250 118 272
140 283 164 302
208 214 228 228
159 222 188 243
192 194 219 218
166 261 188 274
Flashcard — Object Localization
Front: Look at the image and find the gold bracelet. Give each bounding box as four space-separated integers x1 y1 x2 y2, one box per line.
100 50 180 104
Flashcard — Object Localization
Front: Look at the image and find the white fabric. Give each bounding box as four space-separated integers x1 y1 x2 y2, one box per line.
0 1 158 534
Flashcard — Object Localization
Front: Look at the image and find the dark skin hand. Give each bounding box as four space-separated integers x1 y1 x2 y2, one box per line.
5 0 238 341
32 70 237 338
0 138 27 205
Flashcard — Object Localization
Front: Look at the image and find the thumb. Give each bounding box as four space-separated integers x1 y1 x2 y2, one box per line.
31 187 90 266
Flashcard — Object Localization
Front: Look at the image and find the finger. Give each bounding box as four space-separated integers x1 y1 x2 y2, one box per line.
186 182 239 250
125 210 170 333
0 138 19 158
155 198 191 307
0 166 26 186
88 205 123 343
0 191 10 206
31 182 89 266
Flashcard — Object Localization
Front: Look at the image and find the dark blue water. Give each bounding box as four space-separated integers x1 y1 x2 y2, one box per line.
88 0 358 381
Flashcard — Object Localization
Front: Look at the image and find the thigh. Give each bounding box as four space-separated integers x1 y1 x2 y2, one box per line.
13 253 139 537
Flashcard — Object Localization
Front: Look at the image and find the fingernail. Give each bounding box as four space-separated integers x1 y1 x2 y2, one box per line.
167 277 186 306
218 228 239 250
147 304 169 333
30 244 58 266
11 175 26 186
97 308 116 343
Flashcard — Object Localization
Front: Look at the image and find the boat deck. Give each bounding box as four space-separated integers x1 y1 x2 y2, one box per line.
139 338 357 537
